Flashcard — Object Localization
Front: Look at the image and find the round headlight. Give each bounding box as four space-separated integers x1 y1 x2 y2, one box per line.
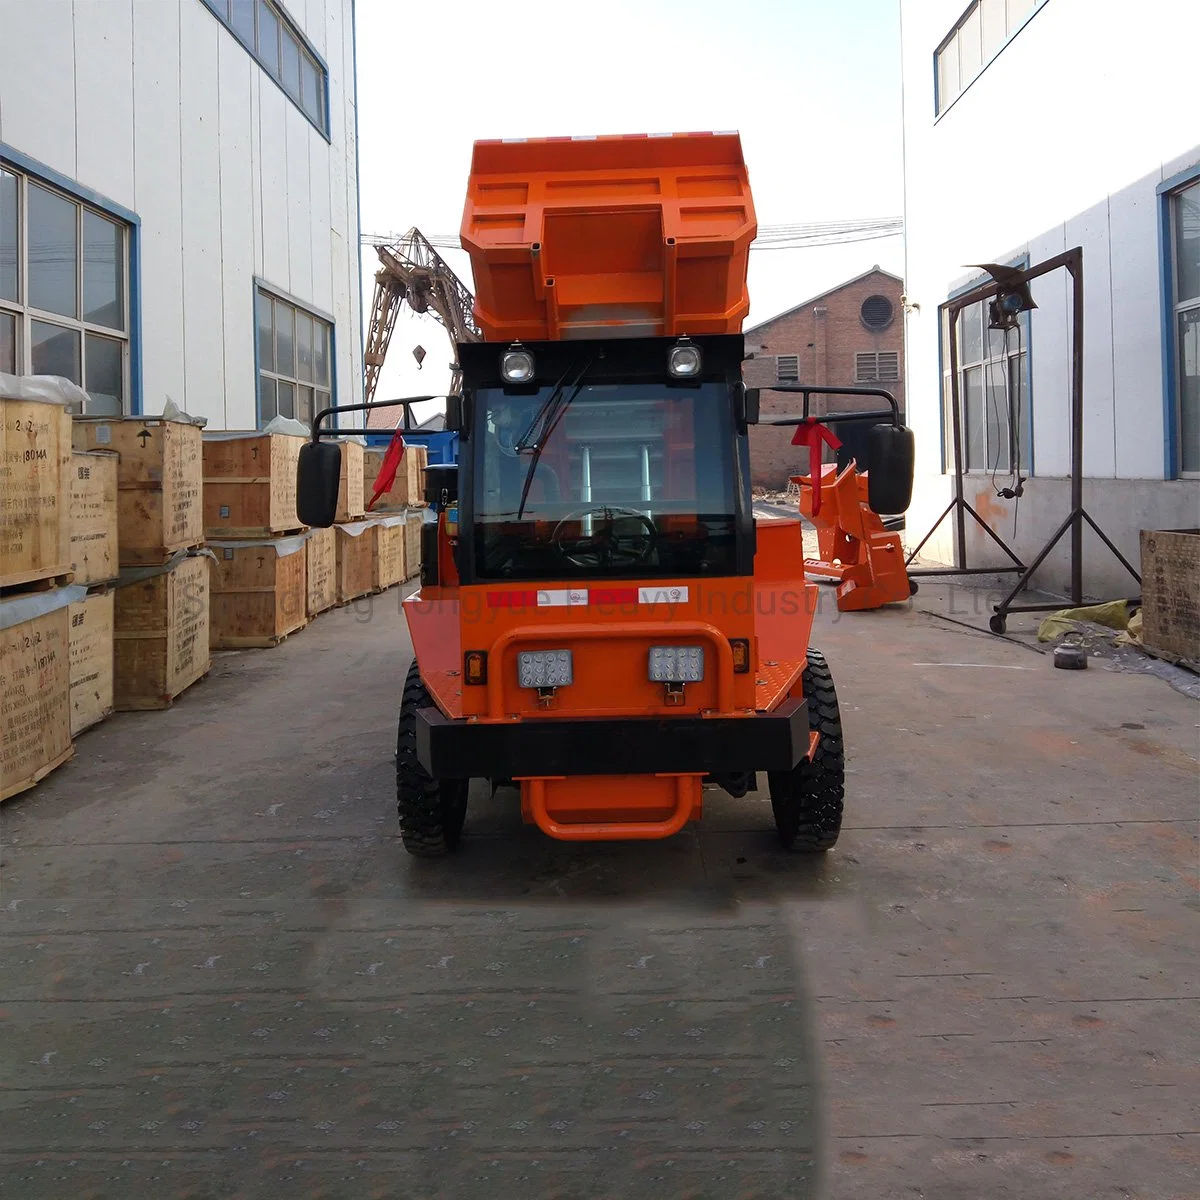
501 346 535 383
668 341 702 378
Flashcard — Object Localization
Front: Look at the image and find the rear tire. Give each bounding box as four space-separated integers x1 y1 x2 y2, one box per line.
396 658 468 857
768 648 845 852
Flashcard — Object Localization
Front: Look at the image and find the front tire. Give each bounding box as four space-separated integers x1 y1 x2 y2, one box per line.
768 648 845 852
396 659 468 857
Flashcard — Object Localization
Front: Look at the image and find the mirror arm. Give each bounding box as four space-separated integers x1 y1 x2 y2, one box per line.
310 395 449 442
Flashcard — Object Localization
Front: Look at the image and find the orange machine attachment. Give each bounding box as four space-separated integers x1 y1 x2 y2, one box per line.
795 462 914 612
460 132 757 342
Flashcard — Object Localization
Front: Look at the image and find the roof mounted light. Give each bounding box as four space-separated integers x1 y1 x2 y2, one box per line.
668 337 702 379
501 343 535 383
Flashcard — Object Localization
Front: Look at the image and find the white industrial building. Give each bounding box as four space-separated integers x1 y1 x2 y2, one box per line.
0 0 363 429
899 0 1199 597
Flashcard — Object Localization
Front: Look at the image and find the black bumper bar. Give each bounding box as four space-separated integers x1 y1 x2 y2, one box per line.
415 700 809 779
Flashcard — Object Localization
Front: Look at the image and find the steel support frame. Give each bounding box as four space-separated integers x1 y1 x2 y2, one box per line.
904 247 1141 632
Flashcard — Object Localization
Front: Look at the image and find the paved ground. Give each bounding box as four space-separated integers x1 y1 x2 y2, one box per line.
2 580 1197 1199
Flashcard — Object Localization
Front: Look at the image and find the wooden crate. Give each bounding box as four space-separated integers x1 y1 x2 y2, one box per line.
69 587 114 736
335 440 365 523
1 594 73 800
69 450 119 586
362 443 429 511
305 526 337 617
73 417 205 566
1140 529 1200 667
335 521 375 602
0 395 72 591
202 432 306 537
405 512 424 580
113 554 210 710
210 537 308 648
368 517 406 592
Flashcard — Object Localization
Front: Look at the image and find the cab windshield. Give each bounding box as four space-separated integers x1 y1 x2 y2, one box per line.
472 381 738 581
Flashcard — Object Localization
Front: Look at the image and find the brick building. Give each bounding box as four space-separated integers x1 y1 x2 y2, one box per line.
745 267 905 488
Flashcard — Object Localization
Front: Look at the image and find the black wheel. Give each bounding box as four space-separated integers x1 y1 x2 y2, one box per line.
396 659 468 857
989 613 1007 634
768 648 845 852
908 577 919 596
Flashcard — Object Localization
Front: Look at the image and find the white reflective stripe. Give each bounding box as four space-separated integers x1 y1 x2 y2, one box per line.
638 586 689 604
571 135 598 141
537 589 590 607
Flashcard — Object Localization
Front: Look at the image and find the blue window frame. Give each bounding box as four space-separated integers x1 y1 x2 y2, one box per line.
201 0 329 138
0 144 141 415
1158 162 1200 477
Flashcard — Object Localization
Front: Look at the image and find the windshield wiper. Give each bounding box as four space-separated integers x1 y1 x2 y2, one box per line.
516 359 592 520
514 363 573 453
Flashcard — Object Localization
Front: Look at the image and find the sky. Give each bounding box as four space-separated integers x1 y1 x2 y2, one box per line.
353 0 905 410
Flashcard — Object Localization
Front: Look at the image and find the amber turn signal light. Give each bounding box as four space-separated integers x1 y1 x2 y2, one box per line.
730 638 751 674
464 650 488 685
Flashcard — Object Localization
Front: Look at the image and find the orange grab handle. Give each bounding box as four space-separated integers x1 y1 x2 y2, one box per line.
521 775 699 842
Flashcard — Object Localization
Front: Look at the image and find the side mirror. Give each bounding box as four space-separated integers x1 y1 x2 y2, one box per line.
866 424 915 515
296 441 341 528
445 393 464 432
738 386 760 430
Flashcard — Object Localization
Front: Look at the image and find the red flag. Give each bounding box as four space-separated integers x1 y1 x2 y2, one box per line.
366 428 405 511
790 418 841 517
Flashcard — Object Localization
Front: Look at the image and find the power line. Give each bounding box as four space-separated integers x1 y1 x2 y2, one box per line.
362 217 904 254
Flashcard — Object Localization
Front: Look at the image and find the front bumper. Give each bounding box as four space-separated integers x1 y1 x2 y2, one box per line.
415 699 809 779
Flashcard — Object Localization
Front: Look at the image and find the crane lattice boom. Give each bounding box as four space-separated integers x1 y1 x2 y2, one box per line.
363 228 480 403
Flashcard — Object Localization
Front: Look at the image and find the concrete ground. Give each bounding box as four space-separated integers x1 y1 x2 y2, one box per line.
1 581 1197 1199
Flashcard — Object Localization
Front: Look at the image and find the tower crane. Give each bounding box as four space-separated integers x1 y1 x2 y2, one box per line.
361 228 481 403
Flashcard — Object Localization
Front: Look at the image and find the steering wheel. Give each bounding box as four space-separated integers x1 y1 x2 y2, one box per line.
551 506 658 569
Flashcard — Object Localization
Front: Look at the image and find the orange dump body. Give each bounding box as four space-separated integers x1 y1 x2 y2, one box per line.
461 132 757 342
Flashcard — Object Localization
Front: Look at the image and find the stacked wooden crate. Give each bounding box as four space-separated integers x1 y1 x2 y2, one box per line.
67 447 119 736
1 383 76 799
203 432 308 648
74 416 210 711
332 439 375 604
360 442 426 584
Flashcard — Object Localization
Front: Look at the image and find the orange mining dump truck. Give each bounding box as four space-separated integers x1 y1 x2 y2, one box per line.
298 131 914 856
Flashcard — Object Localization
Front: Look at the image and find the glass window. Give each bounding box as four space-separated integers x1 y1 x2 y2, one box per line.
947 299 1031 475
84 333 124 416
1175 181 1200 304
0 168 17 302
2 164 130 411
296 311 312 381
313 321 328 385
28 183 78 318
260 375 277 423
256 289 274 371
82 210 124 330
1007 0 1037 28
301 55 322 124
960 301 984 363
257 0 280 78
31 320 80 382
275 300 294 376
203 0 329 135
473 379 738 581
0 311 14 374
1180 307 1200 474
281 32 301 102
980 0 1007 57
256 287 332 429
937 36 959 109
230 0 255 46
959 7 983 81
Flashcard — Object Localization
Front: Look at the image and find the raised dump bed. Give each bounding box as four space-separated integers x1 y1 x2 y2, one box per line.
460 131 756 342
